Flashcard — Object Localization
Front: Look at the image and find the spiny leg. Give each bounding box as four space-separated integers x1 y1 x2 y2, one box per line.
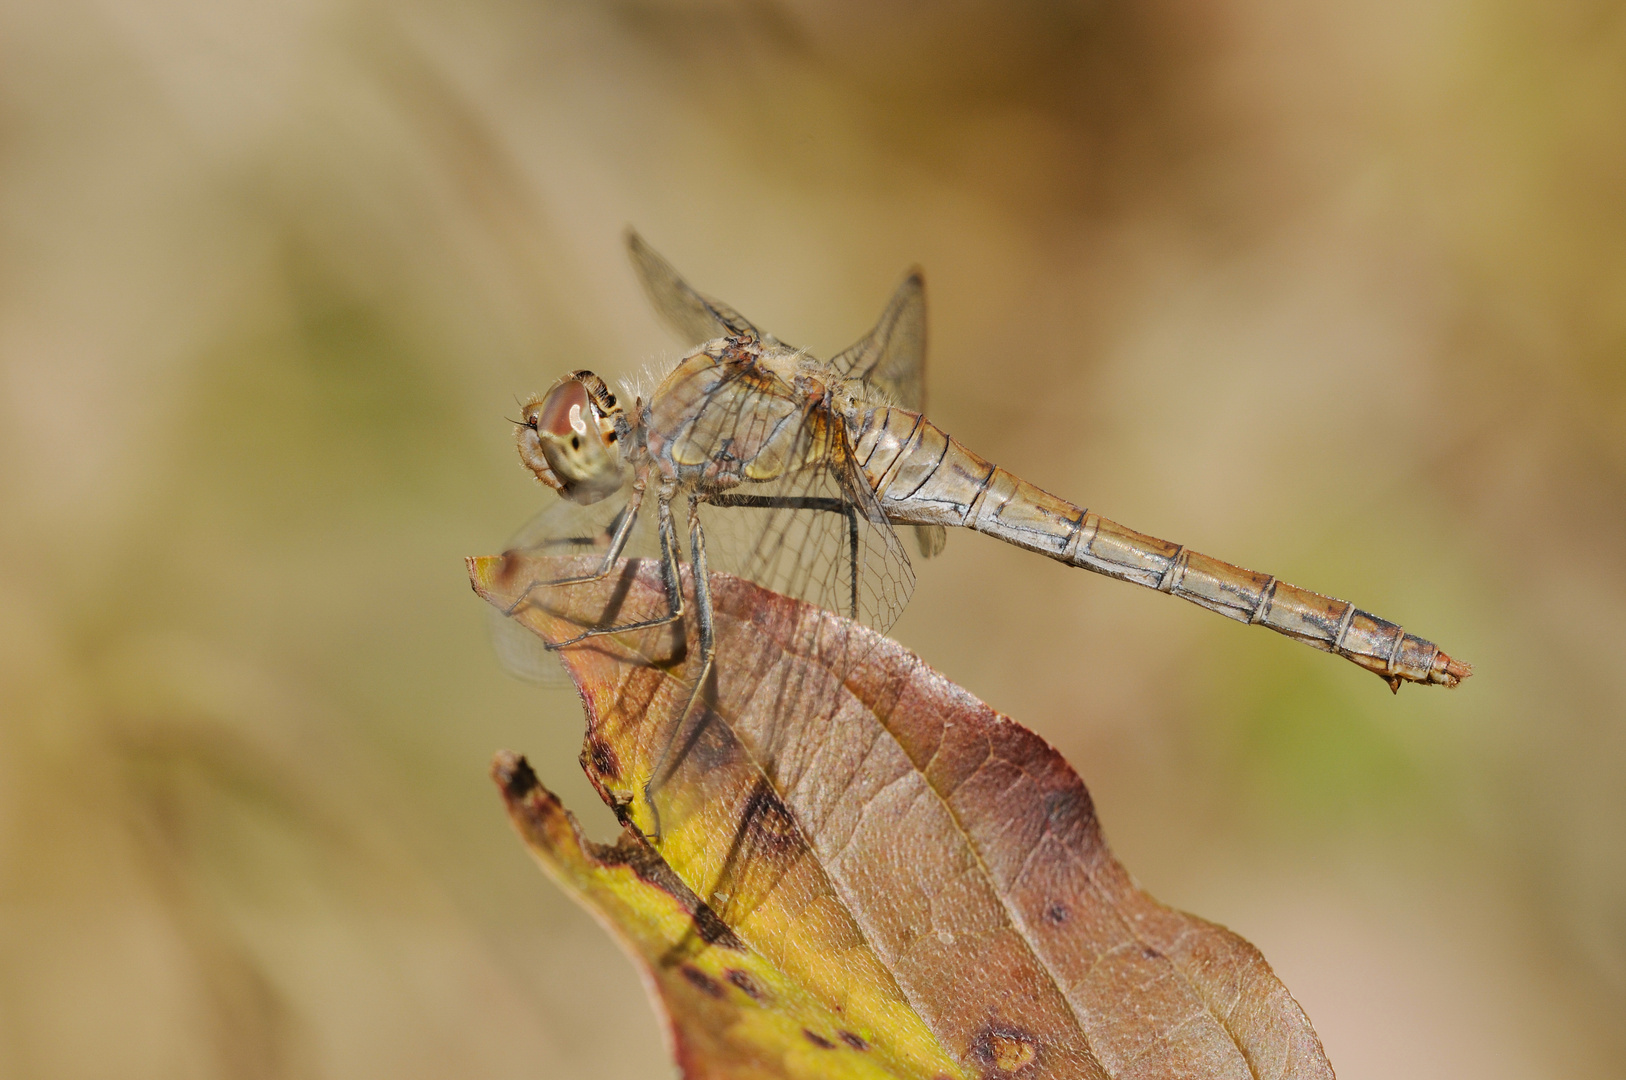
638 491 865 839
541 490 687 650
844 500 858 619
512 501 634 555
503 480 648 617
642 494 720 842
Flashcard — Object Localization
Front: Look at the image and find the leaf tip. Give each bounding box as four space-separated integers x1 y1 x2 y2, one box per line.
492 750 541 801
467 554 501 599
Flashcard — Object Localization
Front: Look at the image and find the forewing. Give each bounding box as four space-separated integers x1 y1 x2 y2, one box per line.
828 269 926 410
625 229 772 346
490 480 661 685
828 269 946 558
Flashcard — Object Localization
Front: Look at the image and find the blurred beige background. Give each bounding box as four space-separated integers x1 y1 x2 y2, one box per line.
2 1 1622 1077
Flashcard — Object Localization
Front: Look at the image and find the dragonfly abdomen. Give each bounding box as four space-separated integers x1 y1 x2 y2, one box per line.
851 405 1469 690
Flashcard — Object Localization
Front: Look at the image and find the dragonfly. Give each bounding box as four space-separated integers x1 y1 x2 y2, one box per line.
498 231 1470 715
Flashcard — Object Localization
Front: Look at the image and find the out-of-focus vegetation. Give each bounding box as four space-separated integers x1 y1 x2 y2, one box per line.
0 2 1620 1078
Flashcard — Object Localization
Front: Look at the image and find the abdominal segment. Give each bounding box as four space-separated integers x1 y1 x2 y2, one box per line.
850 404 1469 689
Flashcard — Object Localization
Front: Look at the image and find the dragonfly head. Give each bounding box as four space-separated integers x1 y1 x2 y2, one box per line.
518 371 627 505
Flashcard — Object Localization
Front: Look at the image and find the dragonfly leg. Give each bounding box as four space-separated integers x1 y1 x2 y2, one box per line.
539 491 687 649
704 492 861 619
502 480 648 616
509 501 634 557
642 495 719 842
844 502 858 618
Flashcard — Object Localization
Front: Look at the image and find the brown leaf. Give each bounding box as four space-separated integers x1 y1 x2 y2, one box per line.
474 554 1335 1080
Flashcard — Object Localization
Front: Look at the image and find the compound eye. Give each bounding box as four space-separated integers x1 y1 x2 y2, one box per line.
538 380 592 442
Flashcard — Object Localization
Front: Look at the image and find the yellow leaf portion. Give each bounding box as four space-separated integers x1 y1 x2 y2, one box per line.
493 752 964 1080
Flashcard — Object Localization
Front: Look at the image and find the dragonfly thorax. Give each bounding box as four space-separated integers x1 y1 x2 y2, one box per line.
518 371 628 505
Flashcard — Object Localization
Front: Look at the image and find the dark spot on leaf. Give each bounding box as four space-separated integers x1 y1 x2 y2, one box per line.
1045 901 1069 925
680 965 723 998
726 969 765 1002
1142 946 1163 960
586 736 620 780
803 1030 835 1049
495 754 539 799
839 1031 868 1051
693 903 740 947
1043 787 1093 839
971 1027 1039 1074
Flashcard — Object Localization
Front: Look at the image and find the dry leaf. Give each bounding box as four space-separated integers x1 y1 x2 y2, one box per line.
472 554 1334 1080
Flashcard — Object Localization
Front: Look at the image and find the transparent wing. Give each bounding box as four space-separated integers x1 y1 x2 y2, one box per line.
626 229 779 347
488 477 661 685
687 377 915 639
828 269 926 410
827 269 945 559
639 374 917 830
